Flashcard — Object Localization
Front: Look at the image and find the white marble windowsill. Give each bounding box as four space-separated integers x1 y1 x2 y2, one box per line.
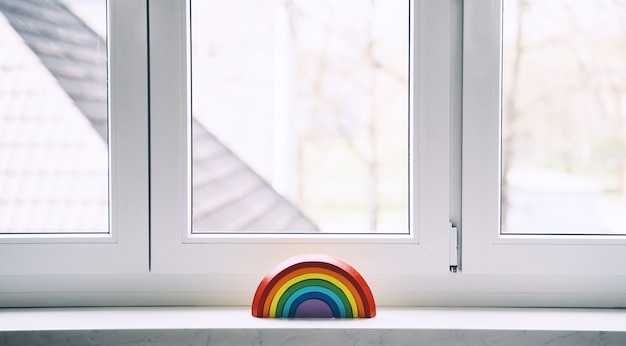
1 307 625 332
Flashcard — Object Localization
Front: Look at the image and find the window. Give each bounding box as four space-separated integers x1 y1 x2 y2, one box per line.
462 0 626 305
1 0 625 308
500 0 626 235
190 0 410 234
149 0 450 306
0 0 108 235
0 0 148 289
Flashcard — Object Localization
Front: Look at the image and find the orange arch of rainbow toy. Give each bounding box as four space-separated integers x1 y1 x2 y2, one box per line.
251 254 376 318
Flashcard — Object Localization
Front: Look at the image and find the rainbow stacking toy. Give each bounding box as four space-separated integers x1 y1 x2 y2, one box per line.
251 254 376 318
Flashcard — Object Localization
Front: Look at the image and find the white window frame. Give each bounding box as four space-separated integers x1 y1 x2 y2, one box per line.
0 0 149 305
461 0 626 306
2 0 625 309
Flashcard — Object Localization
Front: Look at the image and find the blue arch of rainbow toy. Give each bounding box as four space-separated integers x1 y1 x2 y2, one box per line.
282 286 348 318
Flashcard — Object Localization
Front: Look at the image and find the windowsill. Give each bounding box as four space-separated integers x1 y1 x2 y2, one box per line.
1 307 625 332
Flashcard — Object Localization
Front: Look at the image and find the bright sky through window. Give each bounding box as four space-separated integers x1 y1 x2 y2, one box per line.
0 0 108 234
191 0 410 234
501 0 626 235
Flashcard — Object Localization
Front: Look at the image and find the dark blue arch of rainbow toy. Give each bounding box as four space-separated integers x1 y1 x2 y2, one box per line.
286 289 343 318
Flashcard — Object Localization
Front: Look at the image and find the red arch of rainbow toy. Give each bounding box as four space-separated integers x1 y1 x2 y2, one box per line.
251 254 376 318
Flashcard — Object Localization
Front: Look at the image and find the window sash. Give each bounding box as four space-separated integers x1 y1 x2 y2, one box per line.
148 0 453 306
461 0 626 280
0 0 149 275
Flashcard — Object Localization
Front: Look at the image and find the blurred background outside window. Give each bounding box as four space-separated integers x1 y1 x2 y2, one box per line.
502 0 626 234
0 0 108 234
191 0 410 234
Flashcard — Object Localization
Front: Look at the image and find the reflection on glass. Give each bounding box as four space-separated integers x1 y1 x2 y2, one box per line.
502 0 626 234
0 0 108 234
191 0 409 233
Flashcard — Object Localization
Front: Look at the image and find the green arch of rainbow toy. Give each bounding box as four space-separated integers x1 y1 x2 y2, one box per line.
251 254 376 318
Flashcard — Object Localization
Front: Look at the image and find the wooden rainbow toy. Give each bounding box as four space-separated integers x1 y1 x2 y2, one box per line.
251 254 376 318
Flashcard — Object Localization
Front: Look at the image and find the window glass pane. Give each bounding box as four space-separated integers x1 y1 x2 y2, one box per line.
0 0 108 234
191 0 409 234
502 0 626 234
